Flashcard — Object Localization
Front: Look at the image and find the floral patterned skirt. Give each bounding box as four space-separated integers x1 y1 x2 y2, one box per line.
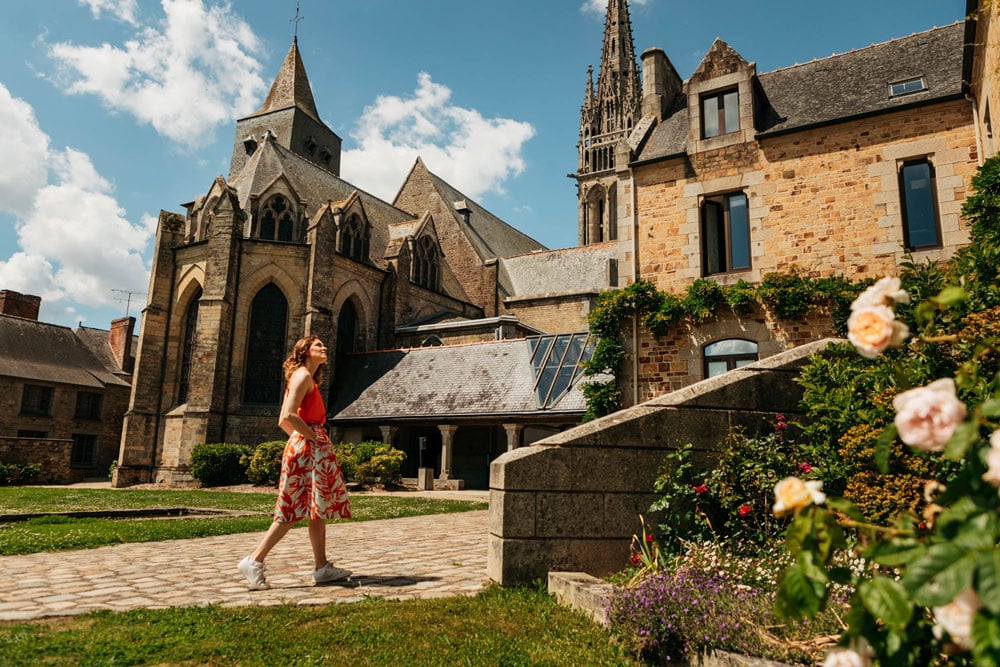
273 424 352 523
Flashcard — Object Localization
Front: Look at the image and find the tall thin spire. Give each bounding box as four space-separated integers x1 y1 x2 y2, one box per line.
577 0 641 176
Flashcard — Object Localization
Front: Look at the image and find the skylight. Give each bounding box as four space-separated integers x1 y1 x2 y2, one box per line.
889 77 927 98
528 333 595 409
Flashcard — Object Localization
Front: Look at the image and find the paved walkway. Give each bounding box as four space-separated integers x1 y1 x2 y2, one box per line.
0 496 490 622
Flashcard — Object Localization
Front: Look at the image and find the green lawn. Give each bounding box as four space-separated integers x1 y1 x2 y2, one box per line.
0 488 487 555
0 586 639 666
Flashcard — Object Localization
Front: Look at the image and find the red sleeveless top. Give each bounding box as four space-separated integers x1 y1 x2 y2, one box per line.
297 383 326 424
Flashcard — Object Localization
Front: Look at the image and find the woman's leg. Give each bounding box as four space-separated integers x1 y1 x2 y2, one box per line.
308 517 327 569
251 520 296 563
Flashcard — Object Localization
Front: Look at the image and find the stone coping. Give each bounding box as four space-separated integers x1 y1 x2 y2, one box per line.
547 571 796 667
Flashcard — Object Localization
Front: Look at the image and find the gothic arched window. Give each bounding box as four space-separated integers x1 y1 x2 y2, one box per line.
412 236 440 291
338 214 369 262
243 284 288 405
177 288 202 404
258 194 295 242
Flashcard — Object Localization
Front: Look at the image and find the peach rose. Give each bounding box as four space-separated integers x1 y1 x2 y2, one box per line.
933 588 981 651
773 476 825 517
852 276 910 310
847 305 909 358
893 378 967 452
983 430 1000 488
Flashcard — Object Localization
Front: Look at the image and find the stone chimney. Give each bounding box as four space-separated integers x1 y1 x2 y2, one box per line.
0 290 41 320
641 47 682 122
109 316 136 374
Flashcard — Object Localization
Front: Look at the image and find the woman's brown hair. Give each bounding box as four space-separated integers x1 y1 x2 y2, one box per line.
283 335 324 384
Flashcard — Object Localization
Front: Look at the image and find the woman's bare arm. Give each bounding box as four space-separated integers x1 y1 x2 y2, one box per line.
278 367 318 442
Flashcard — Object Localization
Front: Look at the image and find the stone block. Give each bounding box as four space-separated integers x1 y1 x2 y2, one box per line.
488 534 627 586
489 490 536 538
416 467 434 490
536 492 604 538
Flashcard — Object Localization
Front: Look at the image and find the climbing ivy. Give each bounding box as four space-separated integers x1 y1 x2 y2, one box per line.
582 270 867 420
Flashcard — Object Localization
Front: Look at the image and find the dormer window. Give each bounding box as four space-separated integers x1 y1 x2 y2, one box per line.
889 77 926 98
701 89 739 139
412 236 440 291
338 214 369 262
258 194 294 242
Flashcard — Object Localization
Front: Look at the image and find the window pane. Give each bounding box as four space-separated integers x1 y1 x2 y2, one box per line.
702 96 720 138
728 194 750 269
243 284 288 405
705 339 758 356
723 91 739 133
734 358 755 368
703 202 723 274
902 162 939 248
707 361 729 378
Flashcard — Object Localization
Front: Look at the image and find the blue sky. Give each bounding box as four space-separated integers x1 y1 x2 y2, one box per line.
0 0 965 328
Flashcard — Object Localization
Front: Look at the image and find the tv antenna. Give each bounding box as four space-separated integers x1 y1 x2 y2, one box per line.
111 289 147 318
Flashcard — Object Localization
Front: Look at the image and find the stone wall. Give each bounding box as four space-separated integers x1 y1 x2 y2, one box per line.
488 338 834 585
504 294 596 334
0 437 78 484
634 100 976 291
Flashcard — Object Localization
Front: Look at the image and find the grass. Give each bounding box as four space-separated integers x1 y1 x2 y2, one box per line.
0 586 640 666
0 488 487 555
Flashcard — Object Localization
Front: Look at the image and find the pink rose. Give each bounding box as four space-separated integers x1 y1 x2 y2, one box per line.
852 276 910 310
893 378 967 452
773 476 825 517
983 430 1000 488
847 305 909 358
823 647 872 667
933 588 981 651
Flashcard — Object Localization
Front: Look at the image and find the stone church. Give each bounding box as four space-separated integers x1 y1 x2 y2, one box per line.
115 0 996 488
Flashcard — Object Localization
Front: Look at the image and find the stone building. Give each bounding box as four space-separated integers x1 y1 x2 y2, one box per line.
0 290 135 482
575 0 985 403
115 39 613 488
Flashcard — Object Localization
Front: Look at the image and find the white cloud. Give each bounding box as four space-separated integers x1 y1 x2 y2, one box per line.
0 86 153 317
48 0 266 148
341 73 535 202
581 0 651 14
0 84 50 217
79 0 139 24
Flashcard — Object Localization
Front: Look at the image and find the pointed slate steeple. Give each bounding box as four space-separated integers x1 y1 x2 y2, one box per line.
253 37 321 123
229 37 342 180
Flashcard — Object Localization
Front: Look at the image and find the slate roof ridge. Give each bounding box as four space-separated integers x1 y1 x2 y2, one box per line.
504 240 616 261
350 337 533 356
763 22 962 76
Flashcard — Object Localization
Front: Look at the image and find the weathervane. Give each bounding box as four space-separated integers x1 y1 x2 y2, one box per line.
291 1 304 39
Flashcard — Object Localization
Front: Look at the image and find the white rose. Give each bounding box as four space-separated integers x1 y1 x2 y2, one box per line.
773 476 825 517
933 588 981 651
893 378 967 452
823 648 871 667
983 430 1000 487
851 276 910 310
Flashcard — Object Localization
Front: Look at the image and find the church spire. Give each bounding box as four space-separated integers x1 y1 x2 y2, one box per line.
578 0 641 177
254 38 321 123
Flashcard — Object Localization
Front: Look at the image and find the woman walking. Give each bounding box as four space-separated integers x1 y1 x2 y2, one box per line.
237 336 352 590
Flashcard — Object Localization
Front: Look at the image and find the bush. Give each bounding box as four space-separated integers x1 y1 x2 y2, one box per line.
190 443 252 487
243 440 285 487
356 446 405 486
0 462 41 486
334 440 387 484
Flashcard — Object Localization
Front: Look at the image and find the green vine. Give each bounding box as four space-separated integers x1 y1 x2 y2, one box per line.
582 270 868 420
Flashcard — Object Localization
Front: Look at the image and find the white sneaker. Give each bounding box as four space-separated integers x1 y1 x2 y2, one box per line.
237 556 270 590
313 562 351 584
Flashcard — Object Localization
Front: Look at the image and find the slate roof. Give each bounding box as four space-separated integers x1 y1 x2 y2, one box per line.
636 22 966 163
328 339 589 422
500 242 617 297
246 38 321 124
0 315 131 388
75 325 137 376
423 168 547 261
229 138 415 270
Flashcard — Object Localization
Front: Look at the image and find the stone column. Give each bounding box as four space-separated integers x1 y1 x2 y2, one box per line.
328 426 345 444
379 425 398 446
438 424 458 480
502 423 523 452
